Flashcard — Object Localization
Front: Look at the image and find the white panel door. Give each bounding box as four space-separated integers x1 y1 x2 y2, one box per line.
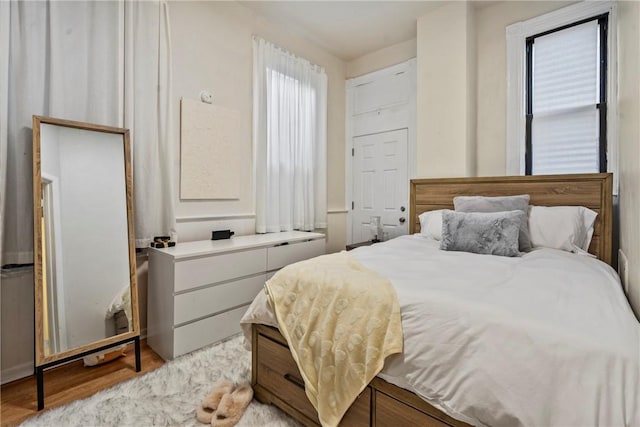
352 129 408 243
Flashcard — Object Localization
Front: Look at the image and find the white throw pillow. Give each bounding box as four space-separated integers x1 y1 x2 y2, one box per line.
528 206 598 254
581 210 598 251
419 210 445 240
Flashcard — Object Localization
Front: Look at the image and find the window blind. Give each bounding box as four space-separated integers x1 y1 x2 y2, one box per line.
528 18 605 175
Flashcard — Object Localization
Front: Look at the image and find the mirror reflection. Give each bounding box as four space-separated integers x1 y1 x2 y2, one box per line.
39 123 132 356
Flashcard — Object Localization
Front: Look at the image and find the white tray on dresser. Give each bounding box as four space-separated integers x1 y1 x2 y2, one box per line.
147 231 325 360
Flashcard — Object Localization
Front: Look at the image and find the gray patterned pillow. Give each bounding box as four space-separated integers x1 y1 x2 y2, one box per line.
440 210 525 257
453 194 532 252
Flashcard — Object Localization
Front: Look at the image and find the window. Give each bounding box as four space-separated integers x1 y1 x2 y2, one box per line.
525 14 608 175
253 37 328 233
506 1 617 190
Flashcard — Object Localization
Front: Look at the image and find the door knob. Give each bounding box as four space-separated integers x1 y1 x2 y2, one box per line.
400 206 406 212
399 217 406 224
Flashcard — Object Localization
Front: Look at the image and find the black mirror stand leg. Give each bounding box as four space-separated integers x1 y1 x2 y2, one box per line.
135 336 141 372
36 366 44 411
35 335 142 411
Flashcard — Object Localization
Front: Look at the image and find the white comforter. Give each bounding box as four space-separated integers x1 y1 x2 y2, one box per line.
241 235 640 426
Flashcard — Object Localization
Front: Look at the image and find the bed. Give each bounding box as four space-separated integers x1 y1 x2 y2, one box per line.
241 173 640 426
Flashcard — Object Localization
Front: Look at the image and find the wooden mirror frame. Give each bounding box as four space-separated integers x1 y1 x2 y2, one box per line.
32 116 140 368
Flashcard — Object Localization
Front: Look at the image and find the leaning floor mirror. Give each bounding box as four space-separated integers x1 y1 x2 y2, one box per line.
32 116 141 410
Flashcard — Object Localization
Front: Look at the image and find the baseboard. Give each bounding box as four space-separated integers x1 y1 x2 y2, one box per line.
1 361 34 385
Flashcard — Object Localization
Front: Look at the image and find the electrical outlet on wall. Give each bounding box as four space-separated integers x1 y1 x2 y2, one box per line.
618 249 629 294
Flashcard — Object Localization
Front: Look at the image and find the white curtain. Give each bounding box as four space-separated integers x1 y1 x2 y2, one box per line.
1 1 122 266
124 1 175 247
253 37 327 234
0 0 175 264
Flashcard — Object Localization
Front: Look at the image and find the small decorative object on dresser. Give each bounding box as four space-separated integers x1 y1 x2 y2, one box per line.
147 231 325 360
150 236 176 248
211 229 235 240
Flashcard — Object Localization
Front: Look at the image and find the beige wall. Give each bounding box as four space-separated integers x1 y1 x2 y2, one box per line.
169 1 347 253
475 1 574 176
466 4 477 176
170 1 346 234
416 2 476 177
617 0 640 318
149 2 349 330
143 2 349 335
346 38 416 79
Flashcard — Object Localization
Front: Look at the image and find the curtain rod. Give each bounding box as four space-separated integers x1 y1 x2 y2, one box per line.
251 35 324 71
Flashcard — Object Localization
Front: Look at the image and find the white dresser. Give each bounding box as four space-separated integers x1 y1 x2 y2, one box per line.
147 231 325 361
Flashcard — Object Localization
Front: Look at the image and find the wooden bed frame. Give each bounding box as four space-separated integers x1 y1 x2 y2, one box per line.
410 173 613 265
252 173 614 426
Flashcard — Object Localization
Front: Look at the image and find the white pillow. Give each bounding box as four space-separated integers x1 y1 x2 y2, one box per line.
528 206 597 254
419 210 445 240
582 214 597 251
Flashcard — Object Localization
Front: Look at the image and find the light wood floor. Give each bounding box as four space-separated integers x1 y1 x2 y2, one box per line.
1 339 164 427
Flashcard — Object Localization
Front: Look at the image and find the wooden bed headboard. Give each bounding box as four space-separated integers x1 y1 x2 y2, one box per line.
409 173 613 265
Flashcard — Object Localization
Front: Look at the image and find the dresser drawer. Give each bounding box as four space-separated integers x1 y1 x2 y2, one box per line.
174 248 267 292
375 391 450 427
341 387 370 426
174 274 266 325
173 304 248 357
267 239 325 271
256 332 370 426
257 334 319 422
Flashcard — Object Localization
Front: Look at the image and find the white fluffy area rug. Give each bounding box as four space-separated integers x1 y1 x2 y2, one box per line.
21 335 301 427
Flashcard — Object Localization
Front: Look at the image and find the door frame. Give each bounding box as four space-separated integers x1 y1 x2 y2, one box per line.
345 58 417 245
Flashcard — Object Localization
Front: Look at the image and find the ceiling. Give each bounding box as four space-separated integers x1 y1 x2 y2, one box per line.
240 1 448 61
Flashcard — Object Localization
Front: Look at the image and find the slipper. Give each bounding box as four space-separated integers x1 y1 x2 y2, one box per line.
212 384 254 427
195 380 235 424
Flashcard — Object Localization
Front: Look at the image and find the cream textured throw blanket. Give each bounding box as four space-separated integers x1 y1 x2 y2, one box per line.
265 252 403 427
